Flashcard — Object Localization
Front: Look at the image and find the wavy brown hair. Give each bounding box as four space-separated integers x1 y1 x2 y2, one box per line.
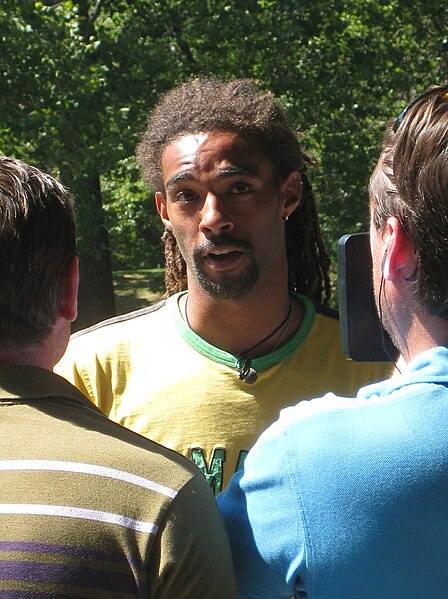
369 85 448 318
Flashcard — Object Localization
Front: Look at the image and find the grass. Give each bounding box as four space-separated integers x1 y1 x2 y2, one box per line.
113 268 165 315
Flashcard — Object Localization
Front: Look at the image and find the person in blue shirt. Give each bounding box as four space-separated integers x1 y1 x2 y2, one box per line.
217 84 448 599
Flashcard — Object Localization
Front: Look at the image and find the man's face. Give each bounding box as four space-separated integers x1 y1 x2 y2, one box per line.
155 131 299 299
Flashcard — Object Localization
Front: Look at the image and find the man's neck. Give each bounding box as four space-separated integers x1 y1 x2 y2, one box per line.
0 345 52 371
181 286 304 357
396 310 448 364
0 319 69 371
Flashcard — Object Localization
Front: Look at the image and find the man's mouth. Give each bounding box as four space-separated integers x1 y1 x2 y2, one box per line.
204 247 244 269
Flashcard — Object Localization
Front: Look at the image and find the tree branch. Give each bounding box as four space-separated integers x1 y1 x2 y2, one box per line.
168 10 199 74
88 0 103 25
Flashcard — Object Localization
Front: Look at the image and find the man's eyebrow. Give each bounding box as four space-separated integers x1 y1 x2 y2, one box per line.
165 172 197 190
218 166 259 178
165 166 259 190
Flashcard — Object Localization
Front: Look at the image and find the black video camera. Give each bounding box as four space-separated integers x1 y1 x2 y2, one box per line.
338 232 397 362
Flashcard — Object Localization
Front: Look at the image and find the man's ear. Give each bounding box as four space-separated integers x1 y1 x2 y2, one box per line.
382 216 417 281
280 171 302 219
59 256 79 322
155 191 172 231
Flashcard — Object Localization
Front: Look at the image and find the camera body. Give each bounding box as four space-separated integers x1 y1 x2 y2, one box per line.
338 232 397 362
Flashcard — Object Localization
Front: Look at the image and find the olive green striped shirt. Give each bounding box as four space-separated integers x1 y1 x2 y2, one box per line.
0 364 236 598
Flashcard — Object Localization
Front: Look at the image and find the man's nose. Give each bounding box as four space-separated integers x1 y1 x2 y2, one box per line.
198 193 234 236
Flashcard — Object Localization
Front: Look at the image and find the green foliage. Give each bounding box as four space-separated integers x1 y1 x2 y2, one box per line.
102 157 164 270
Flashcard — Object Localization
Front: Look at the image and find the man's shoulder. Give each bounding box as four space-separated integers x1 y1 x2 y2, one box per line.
300 302 341 344
301 301 392 384
71 299 167 341
54 297 176 381
313 302 340 321
71 399 204 488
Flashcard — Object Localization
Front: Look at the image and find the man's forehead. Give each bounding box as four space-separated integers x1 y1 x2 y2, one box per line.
170 133 208 157
161 131 270 180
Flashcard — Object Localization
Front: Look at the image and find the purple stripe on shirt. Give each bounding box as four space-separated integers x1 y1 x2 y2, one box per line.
0 560 138 594
0 540 131 564
0 593 58 598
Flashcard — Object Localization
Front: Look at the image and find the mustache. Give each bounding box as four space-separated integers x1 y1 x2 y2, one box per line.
194 234 253 255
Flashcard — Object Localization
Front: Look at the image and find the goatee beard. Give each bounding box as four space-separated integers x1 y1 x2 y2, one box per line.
192 234 259 299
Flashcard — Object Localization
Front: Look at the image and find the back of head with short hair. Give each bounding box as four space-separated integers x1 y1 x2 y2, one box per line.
369 85 448 318
0 157 76 347
137 78 331 304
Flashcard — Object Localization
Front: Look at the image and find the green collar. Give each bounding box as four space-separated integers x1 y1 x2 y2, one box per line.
167 291 316 373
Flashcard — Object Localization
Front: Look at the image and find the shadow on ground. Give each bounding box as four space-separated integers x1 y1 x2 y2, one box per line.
113 269 165 315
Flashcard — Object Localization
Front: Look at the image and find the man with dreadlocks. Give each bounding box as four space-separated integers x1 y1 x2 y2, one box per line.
56 78 389 494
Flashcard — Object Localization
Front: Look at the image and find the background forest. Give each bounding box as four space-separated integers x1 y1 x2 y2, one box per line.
1 0 447 329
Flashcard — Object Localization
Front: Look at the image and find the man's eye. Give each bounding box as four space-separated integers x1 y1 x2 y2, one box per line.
230 182 251 194
176 190 197 203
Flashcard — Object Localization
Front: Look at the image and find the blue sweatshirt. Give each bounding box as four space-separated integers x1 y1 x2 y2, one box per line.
218 346 448 598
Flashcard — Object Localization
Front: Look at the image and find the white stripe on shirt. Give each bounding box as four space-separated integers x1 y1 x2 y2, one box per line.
0 504 159 534
0 460 177 498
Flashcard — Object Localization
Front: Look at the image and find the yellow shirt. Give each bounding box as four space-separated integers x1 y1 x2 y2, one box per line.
56 293 391 493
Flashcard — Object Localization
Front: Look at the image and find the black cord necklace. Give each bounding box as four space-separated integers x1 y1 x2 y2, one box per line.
237 300 293 384
183 296 293 385
238 300 293 357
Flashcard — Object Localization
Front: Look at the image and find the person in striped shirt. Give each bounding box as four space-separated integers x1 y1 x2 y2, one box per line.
0 156 236 598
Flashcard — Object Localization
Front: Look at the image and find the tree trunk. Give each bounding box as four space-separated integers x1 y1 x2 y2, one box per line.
71 171 116 331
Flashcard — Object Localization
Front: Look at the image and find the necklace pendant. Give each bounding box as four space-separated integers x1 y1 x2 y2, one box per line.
238 359 258 384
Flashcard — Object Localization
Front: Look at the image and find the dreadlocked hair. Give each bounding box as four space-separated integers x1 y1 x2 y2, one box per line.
162 228 186 297
286 169 331 304
137 77 331 304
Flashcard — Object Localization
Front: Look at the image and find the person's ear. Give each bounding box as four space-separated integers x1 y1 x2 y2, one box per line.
59 256 79 322
155 191 173 231
280 171 302 220
381 216 417 281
